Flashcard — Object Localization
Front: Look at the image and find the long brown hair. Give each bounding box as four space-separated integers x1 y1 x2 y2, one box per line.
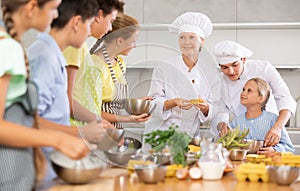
1 0 52 186
2 0 51 39
90 12 139 54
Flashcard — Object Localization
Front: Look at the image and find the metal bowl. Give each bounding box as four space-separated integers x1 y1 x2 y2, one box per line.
124 137 142 149
103 148 136 165
240 139 253 150
50 150 105 184
103 137 141 165
124 98 150 115
97 129 124 151
135 165 166 184
229 149 247 161
268 165 300 186
247 140 264 154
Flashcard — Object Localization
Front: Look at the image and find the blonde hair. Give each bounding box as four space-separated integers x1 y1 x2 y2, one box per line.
248 77 270 110
90 12 139 54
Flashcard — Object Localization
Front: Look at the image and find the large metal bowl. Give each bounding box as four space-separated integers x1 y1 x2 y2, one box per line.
97 128 124 151
124 98 150 115
135 165 166 184
50 150 105 184
268 165 300 186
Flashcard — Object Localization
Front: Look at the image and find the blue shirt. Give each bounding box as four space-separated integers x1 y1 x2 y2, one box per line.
28 32 72 183
230 110 294 153
27 32 70 125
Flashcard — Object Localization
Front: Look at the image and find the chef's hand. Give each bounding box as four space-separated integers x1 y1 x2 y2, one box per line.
257 146 276 157
193 100 209 116
80 119 113 143
175 98 193 110
264 121 282 147
217 122 231 137
140 96 154 101
130 113 151 122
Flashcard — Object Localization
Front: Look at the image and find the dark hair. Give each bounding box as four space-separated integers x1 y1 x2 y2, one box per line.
90 13 139 54
248 77 271 110
97 0 125 15
2 0 52 39
51 0 99 29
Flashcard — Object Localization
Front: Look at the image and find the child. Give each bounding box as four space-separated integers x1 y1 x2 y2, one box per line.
0 0 89 190
27 0 107 183
63 0 124 126
230 78 294 155
88 13 150 129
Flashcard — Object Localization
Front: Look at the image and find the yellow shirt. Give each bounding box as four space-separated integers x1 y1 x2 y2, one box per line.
94 55 127 103
63 42 89 68
64 42 100 126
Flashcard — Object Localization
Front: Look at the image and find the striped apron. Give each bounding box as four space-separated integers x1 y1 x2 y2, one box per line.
101 46 128 129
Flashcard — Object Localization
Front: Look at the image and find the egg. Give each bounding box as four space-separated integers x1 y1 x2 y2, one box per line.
189 167 202 180
176 167 188 180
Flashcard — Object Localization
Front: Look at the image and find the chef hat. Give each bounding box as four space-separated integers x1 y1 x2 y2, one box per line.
169 12 213 39
213 40 253 65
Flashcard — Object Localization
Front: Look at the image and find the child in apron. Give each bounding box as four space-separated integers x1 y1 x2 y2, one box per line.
89 13 150 129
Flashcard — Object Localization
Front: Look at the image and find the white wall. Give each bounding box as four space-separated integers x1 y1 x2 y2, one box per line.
124 23 300 126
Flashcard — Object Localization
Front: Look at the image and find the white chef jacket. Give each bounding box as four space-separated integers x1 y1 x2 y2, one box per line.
211 60 297 135
145 53 221 137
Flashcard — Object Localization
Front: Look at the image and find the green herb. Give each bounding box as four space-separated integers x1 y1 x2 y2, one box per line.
144 125 191 166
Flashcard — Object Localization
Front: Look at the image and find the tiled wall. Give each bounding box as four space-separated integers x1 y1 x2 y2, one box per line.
123 24 300 127
124 0 300 24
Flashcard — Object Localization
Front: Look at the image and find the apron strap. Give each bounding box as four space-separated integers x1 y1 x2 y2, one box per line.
101 45 126 84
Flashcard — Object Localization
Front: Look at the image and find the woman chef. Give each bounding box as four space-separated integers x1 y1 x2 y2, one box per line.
212 40 296 147
145 12 221 137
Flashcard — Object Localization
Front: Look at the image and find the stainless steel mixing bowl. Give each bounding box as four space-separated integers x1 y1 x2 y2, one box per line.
135 165 166 184
103 148 136 165
97 128 125 151
103 137 142 165
124 98 150 115
247 140 264 154
50 150 105 184
268 165 300 186
229 149 247 161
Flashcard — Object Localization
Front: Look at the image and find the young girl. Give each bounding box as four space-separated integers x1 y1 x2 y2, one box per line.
63 0 124 126
85 13 150 129
230 78 294 155
0 0 89 190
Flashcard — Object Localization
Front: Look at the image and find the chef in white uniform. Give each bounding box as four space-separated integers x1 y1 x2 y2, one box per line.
144 12 221 138
211 40 296 147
